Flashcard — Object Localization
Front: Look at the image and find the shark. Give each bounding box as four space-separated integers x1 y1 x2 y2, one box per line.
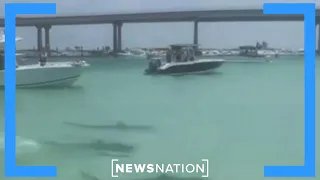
43 140 134 153
64 121 154 131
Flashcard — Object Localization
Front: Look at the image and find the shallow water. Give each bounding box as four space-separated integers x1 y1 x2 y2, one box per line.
0 56 319 180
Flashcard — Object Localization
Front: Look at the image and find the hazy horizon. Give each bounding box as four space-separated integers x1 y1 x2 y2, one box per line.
0 0 318 50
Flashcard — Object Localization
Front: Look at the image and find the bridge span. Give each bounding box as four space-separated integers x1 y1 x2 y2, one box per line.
2 8 319 54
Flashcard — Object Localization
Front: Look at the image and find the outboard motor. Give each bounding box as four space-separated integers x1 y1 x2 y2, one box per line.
155 59 161 67
145 59 161 74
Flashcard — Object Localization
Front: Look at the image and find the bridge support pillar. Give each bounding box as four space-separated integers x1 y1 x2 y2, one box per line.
113 23 118 52
117 22 122 52
193 21 198 49
36 25 43 53
44 25 52 56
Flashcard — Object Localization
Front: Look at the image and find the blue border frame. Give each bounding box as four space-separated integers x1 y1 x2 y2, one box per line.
4 3 57 177
263 3 316 177
3 2 316 178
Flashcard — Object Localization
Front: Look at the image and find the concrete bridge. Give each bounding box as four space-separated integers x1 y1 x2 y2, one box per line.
1 8 319 55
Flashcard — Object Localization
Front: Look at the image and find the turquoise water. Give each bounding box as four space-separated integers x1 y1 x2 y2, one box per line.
0 57 319 180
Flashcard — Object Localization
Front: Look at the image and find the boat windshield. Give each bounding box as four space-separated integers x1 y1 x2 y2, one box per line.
168 47 195 62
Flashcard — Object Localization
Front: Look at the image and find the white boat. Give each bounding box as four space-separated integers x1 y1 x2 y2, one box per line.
296 48 304 56
0 33 23 49
0 32 89 88
117 49 147 58
0 61 89 88
117 51 132 56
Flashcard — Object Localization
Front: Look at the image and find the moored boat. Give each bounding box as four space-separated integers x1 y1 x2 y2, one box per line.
235 45 277 62
0 60 89 88
0 31 89 88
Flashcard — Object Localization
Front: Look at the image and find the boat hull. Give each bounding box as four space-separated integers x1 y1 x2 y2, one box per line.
145 59 224 75
0 62 88 88
225 59 272 63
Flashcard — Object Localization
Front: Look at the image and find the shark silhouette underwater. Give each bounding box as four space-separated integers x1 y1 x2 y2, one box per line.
64 121 154 131
42 140 135 157
80 172 209 180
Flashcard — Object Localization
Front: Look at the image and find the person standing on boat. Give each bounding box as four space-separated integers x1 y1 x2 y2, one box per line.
166 50 172 63
39 52 47 66
182 50 189 62
176 50 182 62
188 48 195 61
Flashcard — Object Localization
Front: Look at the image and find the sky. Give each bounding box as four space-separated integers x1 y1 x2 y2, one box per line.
1 0 319 50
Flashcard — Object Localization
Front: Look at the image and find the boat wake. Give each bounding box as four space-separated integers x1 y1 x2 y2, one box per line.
0 133 41 168
0 133 41 155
